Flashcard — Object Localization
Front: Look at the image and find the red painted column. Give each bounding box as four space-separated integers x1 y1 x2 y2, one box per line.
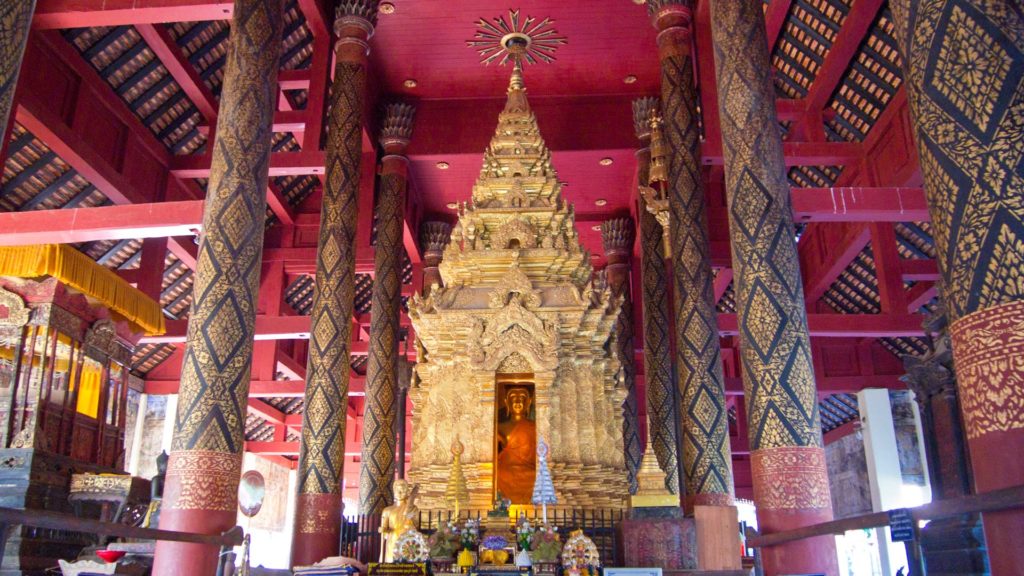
359 103 415 516
707 0 838 573
888 3 1024 573
152 0 283 573
291 2 378 566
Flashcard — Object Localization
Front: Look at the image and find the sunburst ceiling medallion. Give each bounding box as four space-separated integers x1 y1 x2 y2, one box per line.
467 9 567 66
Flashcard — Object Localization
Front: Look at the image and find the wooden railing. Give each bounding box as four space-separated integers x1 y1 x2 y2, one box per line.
747 485 1024 573
0 506 244 574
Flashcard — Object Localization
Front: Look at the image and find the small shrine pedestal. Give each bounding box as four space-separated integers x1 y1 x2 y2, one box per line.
619 508 697 570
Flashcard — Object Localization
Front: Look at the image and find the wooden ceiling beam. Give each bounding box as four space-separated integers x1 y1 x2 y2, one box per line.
33 0 233 30
764 0 794 49
790 0 887 138
144 378 368 397
142 311 925 345
135 23 218 123
0 200 203 245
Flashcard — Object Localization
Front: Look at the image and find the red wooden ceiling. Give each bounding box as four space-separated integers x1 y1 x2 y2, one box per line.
369 2 666 257
369 1 660 100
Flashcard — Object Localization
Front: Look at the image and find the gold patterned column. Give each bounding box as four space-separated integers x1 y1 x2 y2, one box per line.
889 3 1024 572
634 97 682 496
291 1 377 566
649 0 735 510
359 103 415 516
0 0 34 147
602 217 642 495
420 222 451 297
151 0 283 574
708 0 837 573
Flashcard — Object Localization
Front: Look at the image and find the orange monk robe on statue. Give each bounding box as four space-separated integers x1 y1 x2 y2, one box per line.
496 387 537 504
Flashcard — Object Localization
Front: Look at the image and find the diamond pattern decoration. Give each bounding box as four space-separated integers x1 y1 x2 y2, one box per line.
710 0 828 520
656 31 734 503
925 2 1023 140
892 0 1024 320
201 292 248 372
296 55 366 521
639 196 681 495
359 165 409 515
167 0 283 519
743 280 786 364
0 0 33 149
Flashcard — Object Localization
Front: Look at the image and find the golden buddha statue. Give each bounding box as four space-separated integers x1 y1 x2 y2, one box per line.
379 479 420 563
496 386 537 504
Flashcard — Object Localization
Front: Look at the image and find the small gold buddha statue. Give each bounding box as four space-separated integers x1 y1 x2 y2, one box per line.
379 479 420 562
496 386 537 504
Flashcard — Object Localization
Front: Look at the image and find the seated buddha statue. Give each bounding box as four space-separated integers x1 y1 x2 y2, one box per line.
379 479 420 562
496 386 537 504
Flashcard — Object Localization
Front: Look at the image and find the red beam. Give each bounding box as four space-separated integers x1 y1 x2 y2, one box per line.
144 378 367 397
266 183 296 226
805 0 886 115
0 200 203 245
789 187 929 222
135 23 218 122
764 0 793 49
906 282 937 312
800 223 872 304
244 441 299 456
143 312 924 344
247 398 288 427
723 374 905 397
278 69 311 91
824 420 858 445
901 259 940 282
33 0 233 29
870 222 908 313
171 151 325 178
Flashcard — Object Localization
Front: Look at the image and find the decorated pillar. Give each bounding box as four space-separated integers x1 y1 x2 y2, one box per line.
0 0 34 146
151 0 283 573
708 0 837 573
359 103 415 516
888 3 1024 572
602 217 642 495
291 2 377 566
420 222 451 297
648 0 734 509
633 97 681 496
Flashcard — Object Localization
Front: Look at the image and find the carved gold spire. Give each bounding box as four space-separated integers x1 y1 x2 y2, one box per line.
630 417 677 508
437 62 592 289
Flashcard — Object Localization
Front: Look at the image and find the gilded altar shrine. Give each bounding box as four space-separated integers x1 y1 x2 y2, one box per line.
407 63 628 509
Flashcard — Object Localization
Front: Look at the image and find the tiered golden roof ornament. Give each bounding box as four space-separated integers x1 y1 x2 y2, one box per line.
405 13 629 509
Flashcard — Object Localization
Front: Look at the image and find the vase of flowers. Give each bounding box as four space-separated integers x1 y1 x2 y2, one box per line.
531 524 561 564
459 519 479 551
481 535 510 565
428 520 459 560
515 519 534 567
457 519 479 568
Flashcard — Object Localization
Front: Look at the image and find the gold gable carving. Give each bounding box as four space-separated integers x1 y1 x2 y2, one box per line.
489 257 541 309
466 298 558 372
0 286 30 327
491 216 538 251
